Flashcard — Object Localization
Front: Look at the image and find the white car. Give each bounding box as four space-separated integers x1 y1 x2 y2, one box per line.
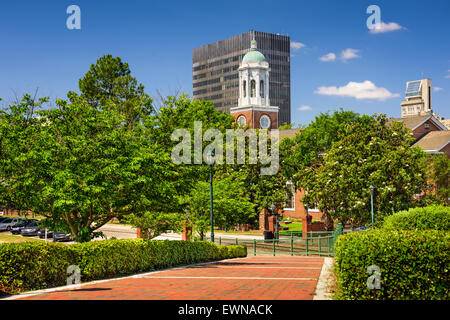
0 217 25 232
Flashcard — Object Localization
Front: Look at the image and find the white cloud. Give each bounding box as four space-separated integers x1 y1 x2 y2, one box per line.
315 80 400 101
434 87 443 92
298 105 312 111
340 48 360 61
291 41 305 50
319 53 336 62
369 22 406 34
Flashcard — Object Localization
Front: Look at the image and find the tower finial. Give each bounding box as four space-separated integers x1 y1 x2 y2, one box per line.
251 39 257 50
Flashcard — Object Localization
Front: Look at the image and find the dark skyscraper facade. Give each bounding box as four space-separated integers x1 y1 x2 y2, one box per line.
192 30 291 125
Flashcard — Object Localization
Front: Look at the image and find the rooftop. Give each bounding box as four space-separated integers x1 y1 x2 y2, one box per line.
412 131 450 152
388 114 447 131
279 128 302 140
388 115 431 130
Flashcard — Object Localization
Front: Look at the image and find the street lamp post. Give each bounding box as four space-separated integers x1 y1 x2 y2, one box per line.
369 185 374 228
206 150 216 243
271 203 278 240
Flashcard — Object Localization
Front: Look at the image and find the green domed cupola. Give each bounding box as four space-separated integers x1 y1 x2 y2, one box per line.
242 40 267 63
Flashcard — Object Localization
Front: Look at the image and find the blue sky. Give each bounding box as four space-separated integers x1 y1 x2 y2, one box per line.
1 0 449 125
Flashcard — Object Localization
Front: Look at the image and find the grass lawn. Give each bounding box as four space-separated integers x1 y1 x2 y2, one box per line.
214 229 261 234
0 233 42 244
213 222 304 234
280 222 302 232
0 214 43 220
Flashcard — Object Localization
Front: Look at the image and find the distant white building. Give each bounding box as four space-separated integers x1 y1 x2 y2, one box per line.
400 79 433 118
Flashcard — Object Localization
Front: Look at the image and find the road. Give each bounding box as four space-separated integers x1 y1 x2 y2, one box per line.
97 223 265 241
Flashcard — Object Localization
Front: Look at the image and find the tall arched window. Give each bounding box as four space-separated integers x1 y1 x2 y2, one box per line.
243 80 246 98
260 80 264 98
250 80 256 97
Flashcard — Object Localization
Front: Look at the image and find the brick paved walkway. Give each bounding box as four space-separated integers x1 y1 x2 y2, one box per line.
17 256 325 300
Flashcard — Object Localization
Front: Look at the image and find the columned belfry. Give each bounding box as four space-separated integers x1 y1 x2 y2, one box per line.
230 40 279 129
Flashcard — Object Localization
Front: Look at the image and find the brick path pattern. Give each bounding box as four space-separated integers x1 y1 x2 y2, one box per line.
19 256 324 300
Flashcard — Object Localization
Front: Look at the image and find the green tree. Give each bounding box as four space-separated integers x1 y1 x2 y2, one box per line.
184 172 255 239
148 95 235 207
304 115 428 227
0 93 178 242
213 128 290 226
423 153 449 205
0 94 49 217
123 95 237 234
77 54 153 127
123 212 182 240
281 109 374 229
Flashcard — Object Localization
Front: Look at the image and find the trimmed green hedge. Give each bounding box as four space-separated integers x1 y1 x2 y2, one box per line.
334 230 449 300
382 205 450 231
0 242 79 295
0 240 246 295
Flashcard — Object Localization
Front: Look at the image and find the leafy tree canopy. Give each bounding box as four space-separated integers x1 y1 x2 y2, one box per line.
282 109 374 185
0 93 179 242
303 115 428 227
184 172 255 239
76 54 154 127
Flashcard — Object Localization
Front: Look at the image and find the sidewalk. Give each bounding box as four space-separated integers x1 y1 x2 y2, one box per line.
10 256 327 300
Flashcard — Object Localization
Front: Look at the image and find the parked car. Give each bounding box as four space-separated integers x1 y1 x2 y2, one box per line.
353 226 371 232
0 217 25 232
20 221 41 236
11 219 38 234
38 229 54 239
53 232 72 242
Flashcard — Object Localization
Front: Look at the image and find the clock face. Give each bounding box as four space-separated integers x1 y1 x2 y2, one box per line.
260 115 271 129
237 115 246 127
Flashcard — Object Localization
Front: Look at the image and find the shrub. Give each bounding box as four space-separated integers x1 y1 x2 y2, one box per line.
334 230 449 300
382 205 450 231
0 240 246 295
0 242 80 295
75 240 246 281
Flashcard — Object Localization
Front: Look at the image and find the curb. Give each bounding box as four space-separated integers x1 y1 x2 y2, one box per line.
313 257 334 300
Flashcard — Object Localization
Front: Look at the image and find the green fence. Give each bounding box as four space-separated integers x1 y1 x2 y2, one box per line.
208 223 343 257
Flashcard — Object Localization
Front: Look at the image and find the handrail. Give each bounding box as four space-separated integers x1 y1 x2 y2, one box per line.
205 223 344 257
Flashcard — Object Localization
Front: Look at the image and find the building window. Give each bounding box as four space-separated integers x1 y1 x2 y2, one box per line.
284 181 295 210
260 80 264 98
260 115 271 129
237 115 246 127
243 80 246 98
250 80 256 97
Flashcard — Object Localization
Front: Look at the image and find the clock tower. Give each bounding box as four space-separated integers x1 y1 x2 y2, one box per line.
230 40 279 129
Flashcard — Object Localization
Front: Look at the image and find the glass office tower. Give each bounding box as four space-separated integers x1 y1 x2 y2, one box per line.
192 30 291 125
